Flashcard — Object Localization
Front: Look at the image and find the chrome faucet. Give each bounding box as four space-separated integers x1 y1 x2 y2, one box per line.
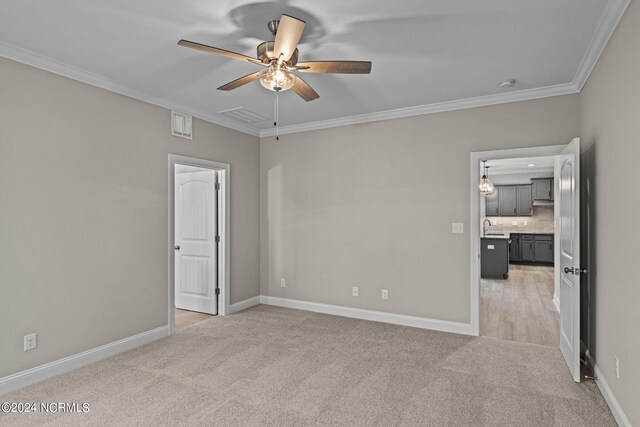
483 219 491 235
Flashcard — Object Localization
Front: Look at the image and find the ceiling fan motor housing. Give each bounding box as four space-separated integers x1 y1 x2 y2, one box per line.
257 41 298 65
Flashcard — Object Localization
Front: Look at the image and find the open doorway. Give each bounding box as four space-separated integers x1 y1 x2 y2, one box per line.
168 154 230 334
479 155 559 347
470 140 583 382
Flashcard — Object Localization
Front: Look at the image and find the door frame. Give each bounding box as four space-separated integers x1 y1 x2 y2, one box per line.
469 144 567 336
168 154 230 334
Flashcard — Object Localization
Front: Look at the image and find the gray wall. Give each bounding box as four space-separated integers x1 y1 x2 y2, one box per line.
580 0 640 423
0 57 260 378
260 95 579 323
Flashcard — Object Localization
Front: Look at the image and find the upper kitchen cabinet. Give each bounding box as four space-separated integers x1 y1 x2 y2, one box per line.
532 178 554 201
494 185 532 216
499 186 517 216
485 189 500 216
517 185 533 216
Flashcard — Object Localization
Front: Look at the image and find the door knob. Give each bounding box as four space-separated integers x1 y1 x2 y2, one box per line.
174 245 180 251
564 267 588 275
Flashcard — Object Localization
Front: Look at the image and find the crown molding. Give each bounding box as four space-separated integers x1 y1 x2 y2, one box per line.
260 0 631 139
259 83 580 137
573 0 631 91
0 41 261 137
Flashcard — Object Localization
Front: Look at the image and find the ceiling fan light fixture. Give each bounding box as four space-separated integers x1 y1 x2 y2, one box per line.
178 13 370 102
259 64 296 92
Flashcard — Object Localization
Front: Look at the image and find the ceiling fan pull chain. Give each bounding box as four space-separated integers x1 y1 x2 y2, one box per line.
275 91 280 141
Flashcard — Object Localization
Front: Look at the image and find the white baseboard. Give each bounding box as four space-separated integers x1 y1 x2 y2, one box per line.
0 325 169 396
553 292 560 312
259 296 474 335
229 296 261 313
585 349 631 427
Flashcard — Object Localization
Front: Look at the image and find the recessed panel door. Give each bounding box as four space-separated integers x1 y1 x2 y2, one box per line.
558 139 581 382
175 170 218 315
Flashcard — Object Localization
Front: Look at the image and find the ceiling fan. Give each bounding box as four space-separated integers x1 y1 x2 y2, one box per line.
178 14 372 102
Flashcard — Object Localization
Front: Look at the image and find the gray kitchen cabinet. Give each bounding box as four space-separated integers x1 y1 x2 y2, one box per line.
534 235 554 264
516 185 533 216
481 238 509 279
521 235 534 261
509 234 521 261
532 178 554 201
496 185 531 216
534 240 554 263
499 186 518 216
485 189 500 216
509 234 554 265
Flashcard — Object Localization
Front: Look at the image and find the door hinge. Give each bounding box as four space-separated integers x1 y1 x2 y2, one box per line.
215 235 220 243
215 287 220 295
215 182 221 190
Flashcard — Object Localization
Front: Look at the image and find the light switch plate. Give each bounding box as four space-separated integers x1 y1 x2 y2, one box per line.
451 223 464 234
512 221 518 226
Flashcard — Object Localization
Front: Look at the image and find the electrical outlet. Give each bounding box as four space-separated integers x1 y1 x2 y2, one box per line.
352 286 359 297
523 220 528 226
24 333 37 351
280 278 286 288
511 221 518 226
381 289 388 300
614 356 620 378
451 223 464 234
492 220 497 225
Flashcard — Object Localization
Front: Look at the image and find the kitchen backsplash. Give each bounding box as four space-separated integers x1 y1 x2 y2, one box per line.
486 205 554 234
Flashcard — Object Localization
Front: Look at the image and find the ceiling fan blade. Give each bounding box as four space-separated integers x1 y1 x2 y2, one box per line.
292 77 319 102
295 61 372 74
217 71 263 91
178 40 266 66
273 14 305 62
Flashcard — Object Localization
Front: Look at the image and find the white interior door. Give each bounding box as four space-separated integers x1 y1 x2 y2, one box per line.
558 138 581 382
175 169 218 314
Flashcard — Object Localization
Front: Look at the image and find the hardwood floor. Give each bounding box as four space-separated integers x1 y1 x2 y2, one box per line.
175 308 214 330
481 264 560 347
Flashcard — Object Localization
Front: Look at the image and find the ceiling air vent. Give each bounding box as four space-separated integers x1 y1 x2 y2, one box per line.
219 107 268 124
171 111 193 140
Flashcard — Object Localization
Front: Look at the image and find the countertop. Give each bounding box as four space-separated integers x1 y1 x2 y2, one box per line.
508 231 554 235
481 231 555 239
481 234 511 240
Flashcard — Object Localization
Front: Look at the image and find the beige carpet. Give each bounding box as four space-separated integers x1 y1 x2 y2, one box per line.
0 305 614 426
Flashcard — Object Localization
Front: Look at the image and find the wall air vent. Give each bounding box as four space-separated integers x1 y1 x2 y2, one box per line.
219 107 268 124
171 111 193 140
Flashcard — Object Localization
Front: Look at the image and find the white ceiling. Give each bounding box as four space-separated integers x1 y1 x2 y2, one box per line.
0 0 626 136
485 156 555 175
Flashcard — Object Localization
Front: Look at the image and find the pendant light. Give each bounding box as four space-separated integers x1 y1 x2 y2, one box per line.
479 160 495 195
